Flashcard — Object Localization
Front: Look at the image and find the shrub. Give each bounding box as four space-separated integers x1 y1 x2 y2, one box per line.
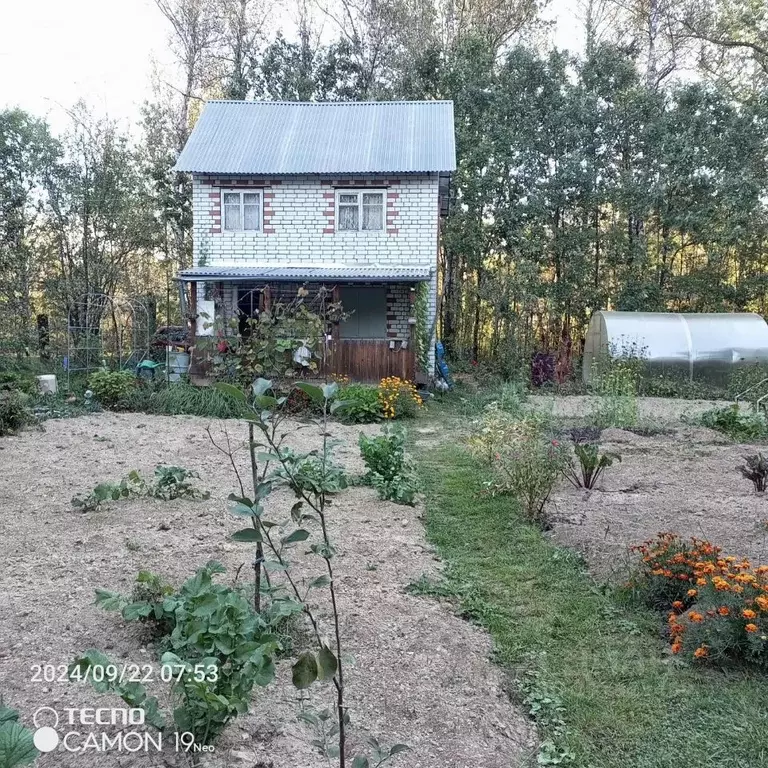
0 370 36 394
700 405 768 441
738 453 768 492
359 426 418 505
378 377 422 419
562 443 621 490
469 406 564 528
89 369 136 408
336 384 383 423
0 391 33 436
494 425 564 528
466 402 523 464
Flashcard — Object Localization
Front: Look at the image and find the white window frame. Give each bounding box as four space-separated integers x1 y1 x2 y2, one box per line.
335 189 385 232
221 189 263 232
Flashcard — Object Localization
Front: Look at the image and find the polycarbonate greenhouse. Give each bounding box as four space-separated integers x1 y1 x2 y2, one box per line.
582 311 768 386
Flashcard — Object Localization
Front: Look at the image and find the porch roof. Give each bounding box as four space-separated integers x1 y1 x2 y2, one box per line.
177 266 431 282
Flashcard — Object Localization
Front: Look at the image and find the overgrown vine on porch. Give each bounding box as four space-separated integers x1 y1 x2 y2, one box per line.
412 282 431 377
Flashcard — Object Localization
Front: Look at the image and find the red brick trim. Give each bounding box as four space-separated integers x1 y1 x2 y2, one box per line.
323 227 335 234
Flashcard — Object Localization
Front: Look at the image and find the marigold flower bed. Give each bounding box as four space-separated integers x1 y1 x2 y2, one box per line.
632 533 768 665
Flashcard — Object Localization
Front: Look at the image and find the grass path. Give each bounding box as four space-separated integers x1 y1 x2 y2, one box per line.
415 441 768 768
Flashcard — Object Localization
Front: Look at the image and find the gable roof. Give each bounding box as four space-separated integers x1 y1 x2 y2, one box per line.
174 100 456 175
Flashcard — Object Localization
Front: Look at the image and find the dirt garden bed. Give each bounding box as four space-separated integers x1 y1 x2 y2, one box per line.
549 419 768 579
0 413 535 768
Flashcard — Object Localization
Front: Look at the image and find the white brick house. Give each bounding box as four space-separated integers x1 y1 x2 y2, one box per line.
174 100 455 382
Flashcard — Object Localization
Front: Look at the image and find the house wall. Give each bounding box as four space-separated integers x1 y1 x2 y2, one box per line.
191 173 440 373
192 174 438 270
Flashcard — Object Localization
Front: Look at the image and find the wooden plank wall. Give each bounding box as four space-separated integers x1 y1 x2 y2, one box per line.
328 339 415 382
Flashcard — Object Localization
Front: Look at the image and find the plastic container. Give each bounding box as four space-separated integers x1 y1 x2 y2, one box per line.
167 349 191 382
36 374 58 395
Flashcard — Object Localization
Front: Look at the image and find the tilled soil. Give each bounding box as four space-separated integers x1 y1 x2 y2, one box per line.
550 424 768 578
0 413 536 768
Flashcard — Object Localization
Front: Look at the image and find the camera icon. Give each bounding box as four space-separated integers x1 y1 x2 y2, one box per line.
32 707 60 753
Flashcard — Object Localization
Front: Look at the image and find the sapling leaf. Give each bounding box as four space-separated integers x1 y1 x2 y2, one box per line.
214 382 247 403
291 651 318 689
228 493 254 506
232 528 262 542
352 757 370 768
390 744 409 755
309 575 331 589
322 382 339 400
296 382 324 403
231 502 259 517
317 645 338 680
282 529 310 545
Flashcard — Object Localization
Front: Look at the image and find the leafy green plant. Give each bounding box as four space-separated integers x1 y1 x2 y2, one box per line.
359 427 419 505
336 384 383 424
274 449 349 495
0 702 37 768
150 465 211 500
88 369 136 407
72 465 209 510
0 392 33 436
0 371 36 394
700 405 768 441
71 471 145 511
737 453 768 492
562 443 621 490
95 569 175 633
80 561 279 749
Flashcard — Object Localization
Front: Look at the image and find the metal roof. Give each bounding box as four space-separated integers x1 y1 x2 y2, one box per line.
174 100 456 175
177 266 431 282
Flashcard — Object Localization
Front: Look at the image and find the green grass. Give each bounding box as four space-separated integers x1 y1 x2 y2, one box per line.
417 444 768 768
119 382 255 419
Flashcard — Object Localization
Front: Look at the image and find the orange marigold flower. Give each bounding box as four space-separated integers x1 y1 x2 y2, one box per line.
689 612 704 623
756 596 768 611
687 589 698 597
671 641 683 654
672 601 684 611
717 606 730 616
696 578 707 586
746 623 759 633
693 646 708 659
742 609 757 619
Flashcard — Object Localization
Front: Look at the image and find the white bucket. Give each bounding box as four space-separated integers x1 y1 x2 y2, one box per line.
36 374 58 395
167 349 191 382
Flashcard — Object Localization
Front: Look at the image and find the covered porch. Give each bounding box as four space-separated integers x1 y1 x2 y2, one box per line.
177 266 430 383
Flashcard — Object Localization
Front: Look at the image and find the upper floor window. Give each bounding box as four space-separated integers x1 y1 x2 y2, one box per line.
336 190 384 231
222 190 262 231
